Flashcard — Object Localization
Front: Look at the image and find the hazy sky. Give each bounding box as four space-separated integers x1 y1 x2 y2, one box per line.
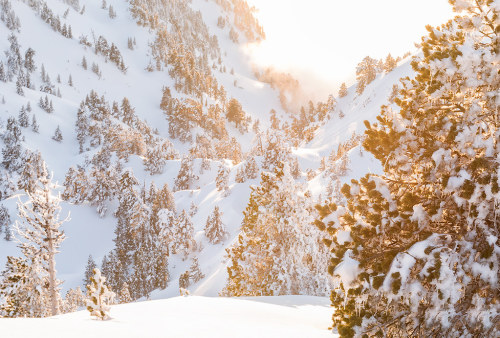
245 0 455 99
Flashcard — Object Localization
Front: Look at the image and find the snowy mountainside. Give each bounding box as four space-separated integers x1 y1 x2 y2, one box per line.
0 0 286 297
0 0 413 303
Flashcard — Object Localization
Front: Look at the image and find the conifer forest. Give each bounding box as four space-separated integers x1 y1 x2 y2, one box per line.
0 0 498 337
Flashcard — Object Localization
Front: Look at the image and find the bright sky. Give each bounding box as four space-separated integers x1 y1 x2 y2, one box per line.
245 0 455 99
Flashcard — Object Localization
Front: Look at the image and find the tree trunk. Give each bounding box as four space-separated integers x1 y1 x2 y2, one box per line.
45 192 60 316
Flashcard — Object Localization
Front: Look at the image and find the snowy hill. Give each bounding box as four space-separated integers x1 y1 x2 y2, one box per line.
1 295 336 338
0 0 413 322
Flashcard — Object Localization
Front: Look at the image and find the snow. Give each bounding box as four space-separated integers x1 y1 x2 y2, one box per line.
333 250 359 291
0 295 337 338
0 0 414 328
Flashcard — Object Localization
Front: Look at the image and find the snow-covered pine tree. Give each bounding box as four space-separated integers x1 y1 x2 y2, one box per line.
215 162 230 196
189 257 204 284
0 256 35 317
17 150 45 194
224 163 331 297
63 287 85 313
384 53 397 73
204 206 228 244
13 164 69 316
226 98 245 127
143 139 178 175
316 1 499 336
18 106 29 127
52 125 63 142
243 155 259 179
86 268 115 320
355 56 377 95
83 255 97 288
339 82 347 97
1 116 23 172
174 155 197 191
0 205 11 240
118 282 132 304
172 210 196 257
31 114 39 133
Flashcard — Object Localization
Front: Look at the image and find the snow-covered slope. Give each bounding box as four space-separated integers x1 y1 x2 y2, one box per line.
0 0 413 304
0 295 336 338
0 0 287 297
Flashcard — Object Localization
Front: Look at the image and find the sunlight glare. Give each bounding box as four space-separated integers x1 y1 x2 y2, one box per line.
246 0 455 99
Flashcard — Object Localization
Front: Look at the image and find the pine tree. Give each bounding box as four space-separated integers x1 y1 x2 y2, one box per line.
215 163 230 196
17 151 46 195
82 56 87 70
13 165 69 316
120 97 135 125
189 258 204 284
172 210 195 257
18 107 29 127
68 74 73 87
83 255 97 288
384 53 397 73
174 156 197 191
86 268 114 320
338 82 348 98
0 62 6 82
117 282 131 304
204 206 227 244
224 163 331 297
63 287 85 313
355 56 377 95
31 114 39 133
0 205 11 241
226 98 245 127
317 2 499 336
2 116 23 172
52 125 63 142
0 256 36 317
16 73 24 96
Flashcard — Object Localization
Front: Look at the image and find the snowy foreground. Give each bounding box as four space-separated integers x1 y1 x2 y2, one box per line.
0 295 336 338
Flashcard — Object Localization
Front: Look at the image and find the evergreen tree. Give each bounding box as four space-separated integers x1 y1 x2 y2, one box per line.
224 163 331 297
86 268 115 320
204 206 228 244
338 82 348 98
52 125 63 142
226 98 245 127
174 156 197 191
215 163 230 196
189 258 204 284
17 151 45 194
18 106 29 127
63 287 85 313
384 53 397 73
118 282 132 304
316 2 499 336
31 114 39 133
12 165 68 316
83 255 97 288
172 210 195 257
0 62 6 82
15 72 24 95
120 97 135 125
0 256 37 317
355 56 377 95
0 205 11 241
2 116 23 172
